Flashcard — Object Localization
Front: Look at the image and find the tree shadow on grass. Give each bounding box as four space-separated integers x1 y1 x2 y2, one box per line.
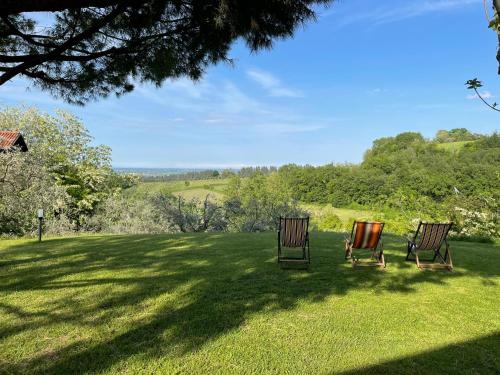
0 232 498 374
335 331 500 375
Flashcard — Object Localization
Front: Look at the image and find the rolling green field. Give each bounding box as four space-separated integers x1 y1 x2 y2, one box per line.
127 179 229 201
301 204 374 222
0 233 498 374
128 180 379 227
301 203 377 230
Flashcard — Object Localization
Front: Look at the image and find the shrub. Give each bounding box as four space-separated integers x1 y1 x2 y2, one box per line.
314 213 343 232
85 194 169 234
152 193 227 233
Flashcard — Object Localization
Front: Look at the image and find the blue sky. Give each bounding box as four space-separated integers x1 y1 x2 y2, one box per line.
0 0 499 168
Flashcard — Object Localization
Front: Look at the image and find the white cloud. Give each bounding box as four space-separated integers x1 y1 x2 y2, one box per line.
0 82 65 107
366 88 389 95
204 117 226 124
253 122 326 135
246 69 304 98
327 0 480 27
466 91 494 100
134 76 329 135
166 77 210 98
376 0 480 25
220 82 263 113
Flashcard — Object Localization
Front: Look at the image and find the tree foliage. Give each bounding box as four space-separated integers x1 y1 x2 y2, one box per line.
152 193 226 232
494 0 500 73
0 148 68 235
435 128 481 143
269 130 499 238
0 0 332 104
223 173 306 232
0 107 136 234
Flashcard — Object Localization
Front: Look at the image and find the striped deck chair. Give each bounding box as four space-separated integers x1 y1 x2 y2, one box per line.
278 217 310 268
345 221 385 268
406 222 453 270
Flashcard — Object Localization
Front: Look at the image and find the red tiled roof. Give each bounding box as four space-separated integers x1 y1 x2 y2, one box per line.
0 131 22 149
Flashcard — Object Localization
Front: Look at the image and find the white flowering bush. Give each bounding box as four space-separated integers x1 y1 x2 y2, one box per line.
451 207 498 238
447 195 498 240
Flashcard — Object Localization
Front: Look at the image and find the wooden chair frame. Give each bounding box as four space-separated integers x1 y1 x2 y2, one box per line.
406 221 453 271
345 221 385 268
277 216 310 268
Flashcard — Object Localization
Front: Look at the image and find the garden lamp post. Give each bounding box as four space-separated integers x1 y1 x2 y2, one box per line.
37 209 44 242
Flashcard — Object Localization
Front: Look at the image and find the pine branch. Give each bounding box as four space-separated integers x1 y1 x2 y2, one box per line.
0 0 145 14
0 6 124 85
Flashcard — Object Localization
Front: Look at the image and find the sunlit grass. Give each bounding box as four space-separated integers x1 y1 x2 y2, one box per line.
129 179 230 198
0 233 498 374
302 203 375 222
174 188 225 202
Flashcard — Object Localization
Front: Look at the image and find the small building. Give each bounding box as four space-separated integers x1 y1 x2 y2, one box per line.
0 131 28 152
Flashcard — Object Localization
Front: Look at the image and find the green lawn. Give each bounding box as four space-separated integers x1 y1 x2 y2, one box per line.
0 233 499 374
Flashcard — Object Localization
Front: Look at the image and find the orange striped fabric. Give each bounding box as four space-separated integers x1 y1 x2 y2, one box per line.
351 222 383 249
280 218 307 248
416 223 451 250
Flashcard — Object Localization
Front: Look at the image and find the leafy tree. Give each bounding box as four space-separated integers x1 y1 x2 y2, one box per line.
223 173 305 232
0 107 136 230
142 169 223 182
152 192 226 232
494 0 500 73
0 148 69 235
85 192 169 233
435 128 481 143
0 0 332 104
263 130 499 238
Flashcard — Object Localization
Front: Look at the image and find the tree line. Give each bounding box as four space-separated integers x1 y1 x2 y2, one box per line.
0 107 497 240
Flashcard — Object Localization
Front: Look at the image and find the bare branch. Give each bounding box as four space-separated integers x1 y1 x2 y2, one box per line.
474 87 500 112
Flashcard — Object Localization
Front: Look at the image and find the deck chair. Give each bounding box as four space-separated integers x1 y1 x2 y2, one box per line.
345 221 385 268
278 217 310 268
406 222 453 270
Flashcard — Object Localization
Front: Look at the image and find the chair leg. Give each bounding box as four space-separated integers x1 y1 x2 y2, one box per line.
445 248 453 271
406 241 414 261
380 252 385 268
379 243 386 268
415 251 421 269
345 241 352 259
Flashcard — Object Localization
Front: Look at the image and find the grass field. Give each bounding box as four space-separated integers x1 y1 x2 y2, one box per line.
128 179 228 202
302 203 376 228
129 180 377 225
0 233 498 374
